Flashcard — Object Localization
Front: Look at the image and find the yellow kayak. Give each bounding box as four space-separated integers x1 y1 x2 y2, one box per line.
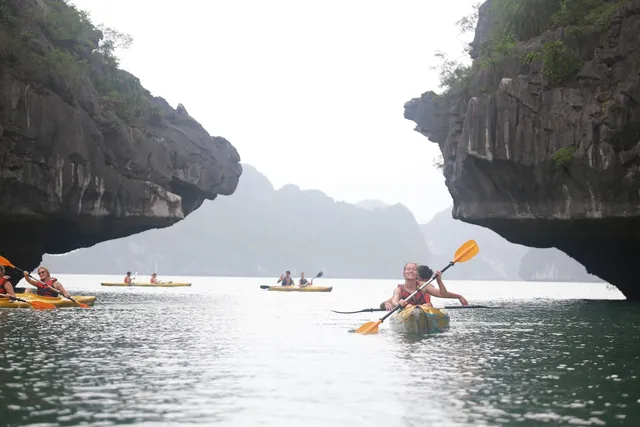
261 285 333 292
101 282 192 287
388 305 450 335
0 293 97 308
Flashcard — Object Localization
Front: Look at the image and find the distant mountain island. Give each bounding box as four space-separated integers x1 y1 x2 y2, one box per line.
355 200 390 211
43 165 431 278
43 164 603 282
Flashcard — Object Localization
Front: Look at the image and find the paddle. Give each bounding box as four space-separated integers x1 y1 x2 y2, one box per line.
0 256 90 309
333 305 498 314
1 294 57 310
354 240 479 335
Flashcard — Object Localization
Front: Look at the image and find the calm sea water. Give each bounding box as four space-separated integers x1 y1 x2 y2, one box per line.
0 276 638 427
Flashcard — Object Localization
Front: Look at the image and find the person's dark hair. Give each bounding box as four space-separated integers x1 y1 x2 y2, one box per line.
418 265 434 280
286 270 291 274
126 271 131 275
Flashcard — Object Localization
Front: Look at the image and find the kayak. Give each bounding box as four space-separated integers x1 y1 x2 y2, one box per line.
0 293 97 308
262 285 333 292
388 305 450 335
100 282 192 287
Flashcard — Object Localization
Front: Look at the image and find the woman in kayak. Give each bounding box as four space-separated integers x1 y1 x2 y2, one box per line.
22 267 71 298
124 272 133 284
0 265 16 298
381 262 468 311
150 273 159 284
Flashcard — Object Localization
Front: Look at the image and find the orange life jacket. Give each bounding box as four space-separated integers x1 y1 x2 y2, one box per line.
35 277 59 297
398 283 431 305
0 276 11 294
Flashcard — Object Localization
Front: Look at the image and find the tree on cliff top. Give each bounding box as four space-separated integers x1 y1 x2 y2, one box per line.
0 0 161 123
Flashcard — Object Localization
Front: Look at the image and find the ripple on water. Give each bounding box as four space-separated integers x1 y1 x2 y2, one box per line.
0 291 639 426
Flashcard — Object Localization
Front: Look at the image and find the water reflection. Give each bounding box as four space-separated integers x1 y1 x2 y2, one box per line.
389 301 640 426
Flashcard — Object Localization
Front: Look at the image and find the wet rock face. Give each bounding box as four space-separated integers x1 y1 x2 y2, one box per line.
0 1 242 280
404 1 640 299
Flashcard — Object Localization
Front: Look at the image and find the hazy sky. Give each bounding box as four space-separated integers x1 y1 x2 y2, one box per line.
71 0 477 223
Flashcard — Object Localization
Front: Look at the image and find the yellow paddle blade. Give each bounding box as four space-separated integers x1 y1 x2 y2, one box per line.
0 255 15 268
355 320 381 335
453 240 479 263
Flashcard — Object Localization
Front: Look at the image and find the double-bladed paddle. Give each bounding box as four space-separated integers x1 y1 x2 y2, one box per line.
354 240 479 335
333 305 498 314
0 256 90 308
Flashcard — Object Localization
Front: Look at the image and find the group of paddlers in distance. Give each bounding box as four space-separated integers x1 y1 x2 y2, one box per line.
123 271 162 284
277 271 315 287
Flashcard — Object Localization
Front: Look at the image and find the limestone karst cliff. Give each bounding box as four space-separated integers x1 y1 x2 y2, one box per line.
405 0 640 299
0 0 241 281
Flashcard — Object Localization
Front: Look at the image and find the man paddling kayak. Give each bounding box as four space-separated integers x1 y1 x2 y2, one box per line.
277 271 295 286
22 267 71 298
380 262 468 311
299 272 309 286
0 265 16 298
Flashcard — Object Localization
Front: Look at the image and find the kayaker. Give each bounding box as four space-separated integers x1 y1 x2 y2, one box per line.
416 264 468 306
381 262 468 311
299 272 309 286
124 272 132 284
277 271 295 286
22 267 71 298
150 273 158 284
0 265 16 298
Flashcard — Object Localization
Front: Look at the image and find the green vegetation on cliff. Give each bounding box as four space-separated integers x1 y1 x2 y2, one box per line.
0 0 160 123
552 146 577 167
436 0 631 94
488 0 629 84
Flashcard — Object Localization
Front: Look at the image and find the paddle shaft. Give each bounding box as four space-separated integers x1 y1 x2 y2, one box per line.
377 261 455 323
2 294 31 304
333 305 494 314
